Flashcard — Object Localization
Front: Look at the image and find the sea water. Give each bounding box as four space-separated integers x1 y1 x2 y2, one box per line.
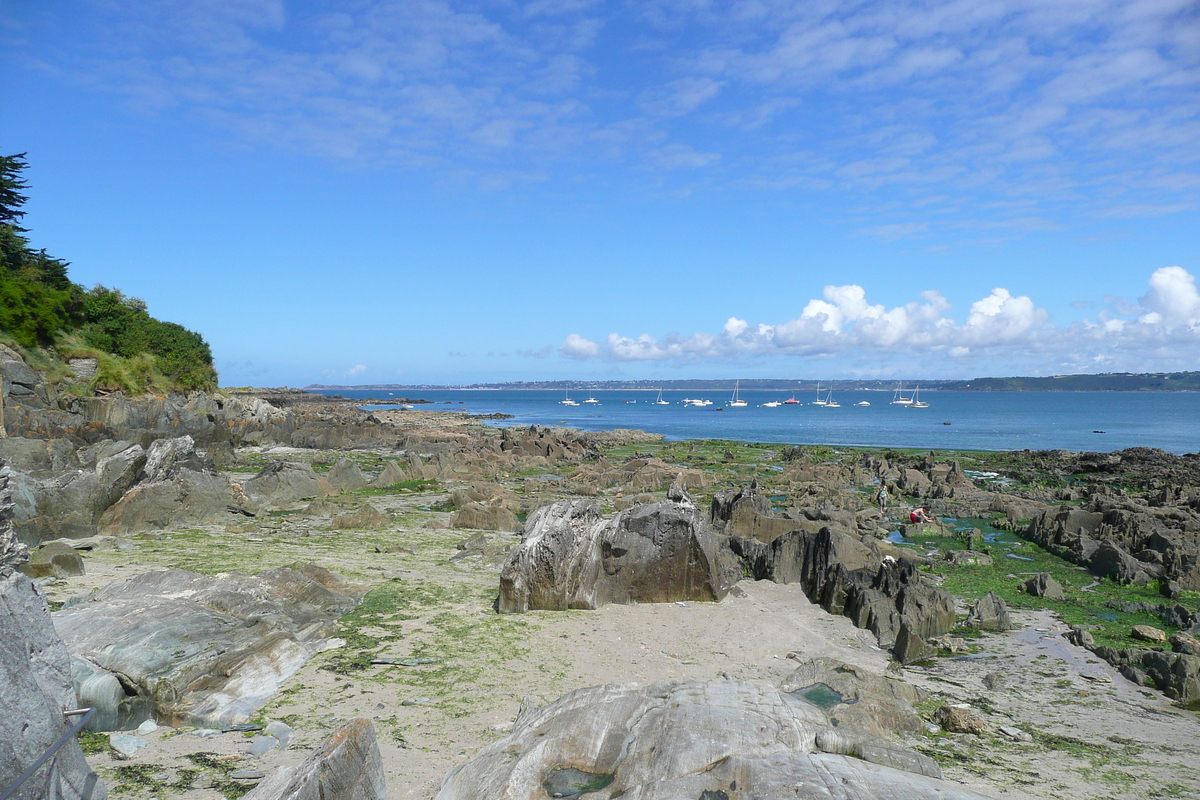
317 389 1200 454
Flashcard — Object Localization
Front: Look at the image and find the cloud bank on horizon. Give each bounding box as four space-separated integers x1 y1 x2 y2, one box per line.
559 266 1200 372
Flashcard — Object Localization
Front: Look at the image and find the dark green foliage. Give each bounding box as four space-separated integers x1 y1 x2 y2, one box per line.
0 274 78 348
79 286 216 389
0 153 30 226
0 152 216 389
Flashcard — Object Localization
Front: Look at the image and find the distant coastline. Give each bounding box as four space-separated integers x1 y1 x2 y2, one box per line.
305 370 1200 393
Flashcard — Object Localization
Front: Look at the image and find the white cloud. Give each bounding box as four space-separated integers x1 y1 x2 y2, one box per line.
1138 266 1200 328
559 333 601 359
556 266 1200 369
347 364 368 376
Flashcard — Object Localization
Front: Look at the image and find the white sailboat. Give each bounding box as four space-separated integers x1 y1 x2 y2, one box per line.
890 382 914 406
811 382 828 406
822 388 841 408
583 393 600 404
909 386 930 408
559 390 579 406
653 389 670 405
728 381 748 407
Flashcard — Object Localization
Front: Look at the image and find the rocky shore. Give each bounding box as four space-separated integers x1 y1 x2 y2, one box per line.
2 349 1199 800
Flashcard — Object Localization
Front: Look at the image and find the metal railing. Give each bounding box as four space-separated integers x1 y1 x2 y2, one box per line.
0 708 94 800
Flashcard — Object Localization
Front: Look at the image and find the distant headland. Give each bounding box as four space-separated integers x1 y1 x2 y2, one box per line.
305 371 1200 393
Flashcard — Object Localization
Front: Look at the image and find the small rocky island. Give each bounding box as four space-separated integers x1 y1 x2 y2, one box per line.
2 346 1199 800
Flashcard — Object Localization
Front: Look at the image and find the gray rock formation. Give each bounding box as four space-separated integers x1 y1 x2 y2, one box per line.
6 442 145 542
569 456 708 493
332 506 391 531
1025 496 1200 589
434 680 993 800
1020 572 1066 600
54 564 363 729
0 343 50 406
709 483 798 542
246 460 334 507
1 569 106 800
450 502 521 532
728 528 956 661
325 458 369 492
499 488 729 613
779 658 928 738
965 591 1012 632
98 437 249 535
0 468 29 570
21 540 85 578
243 718 386 800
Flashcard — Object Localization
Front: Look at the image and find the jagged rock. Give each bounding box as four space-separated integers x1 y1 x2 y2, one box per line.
0 343 49 405
451 502 521 532
0 569 107 800
369 460 411 487
325 458 369 492
965 591 1012 632
945 550 992 566
1092 542 1151 586
1021 572 1066 601
709 483 797 543
7 443 146 542
243 718 386 800
0 437 79 474
21 540 85 578
1171 632 1200 656
727 528 955 658
447 483 522 512
933 706 985 735
54 564 364 729
1138 651 1200 703
498 491 729 613
100 464 247 534
0 469 29 570
434 680 994 800
142 435 207 483
779 657 927 737
1026 494 1199 588
246 461 334 507
1131 625 1167 644
1066 625 1095 648
570 456 708 493
893 623 936 664
332 506 391 530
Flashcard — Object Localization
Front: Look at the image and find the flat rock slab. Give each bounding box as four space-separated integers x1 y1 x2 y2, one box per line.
435 679 996 800
54 563 364 730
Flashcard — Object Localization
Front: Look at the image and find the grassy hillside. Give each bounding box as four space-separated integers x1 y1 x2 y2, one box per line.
0 153 216 393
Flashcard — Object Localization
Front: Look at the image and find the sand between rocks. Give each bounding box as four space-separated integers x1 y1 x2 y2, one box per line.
50 506 1199 800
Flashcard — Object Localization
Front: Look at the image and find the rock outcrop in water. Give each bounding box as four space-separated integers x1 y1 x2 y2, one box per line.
54 564 364 729
434 679 992 800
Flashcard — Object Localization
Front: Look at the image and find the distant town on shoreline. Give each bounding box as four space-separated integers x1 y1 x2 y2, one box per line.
306 371 1200 393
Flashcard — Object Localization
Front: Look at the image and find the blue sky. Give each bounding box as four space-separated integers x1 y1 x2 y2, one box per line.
2 0 1198 386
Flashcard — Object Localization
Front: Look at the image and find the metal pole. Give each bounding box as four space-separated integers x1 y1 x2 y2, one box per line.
0 708 95 800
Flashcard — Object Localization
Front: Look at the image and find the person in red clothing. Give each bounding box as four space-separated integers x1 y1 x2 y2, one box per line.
909 506 933 525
